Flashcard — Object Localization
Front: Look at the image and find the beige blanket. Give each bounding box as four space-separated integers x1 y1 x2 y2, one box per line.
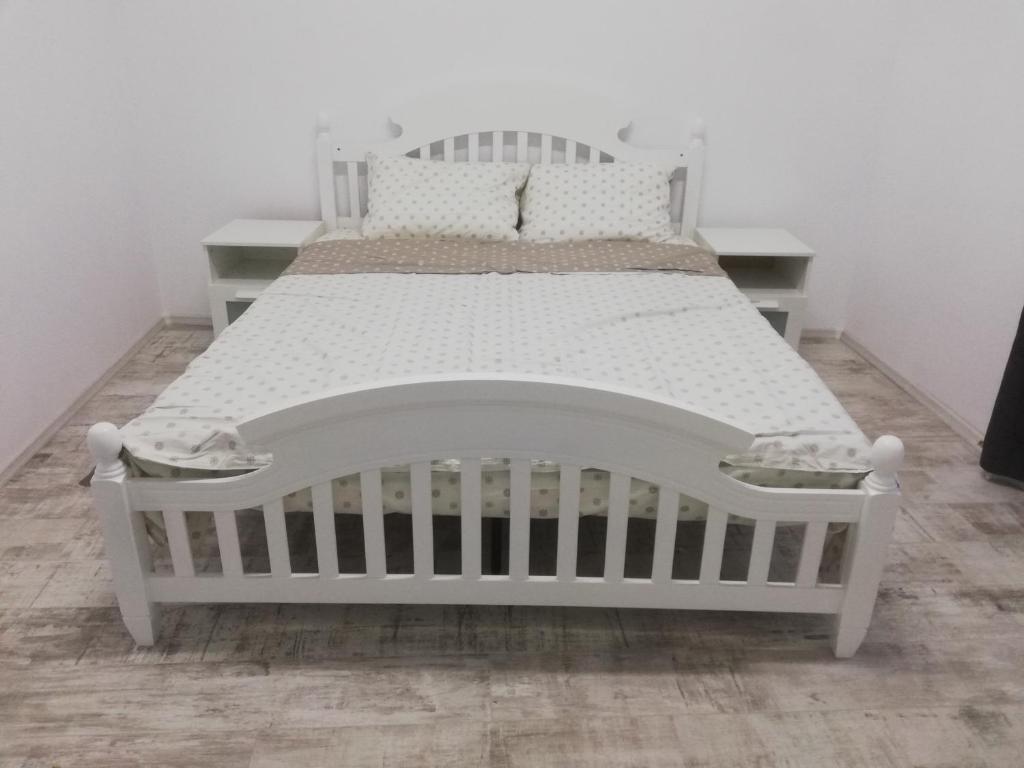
285 238 725 276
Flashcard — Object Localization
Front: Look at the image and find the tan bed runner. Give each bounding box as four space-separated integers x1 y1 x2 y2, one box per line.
286 238 725 276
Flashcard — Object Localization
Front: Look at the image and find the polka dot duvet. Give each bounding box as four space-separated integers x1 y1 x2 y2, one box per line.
122 269 871 514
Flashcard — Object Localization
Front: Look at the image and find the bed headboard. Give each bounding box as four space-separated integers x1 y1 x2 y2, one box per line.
316 82 705 237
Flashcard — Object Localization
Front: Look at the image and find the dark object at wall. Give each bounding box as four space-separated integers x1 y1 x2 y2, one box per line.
981 305 1024 486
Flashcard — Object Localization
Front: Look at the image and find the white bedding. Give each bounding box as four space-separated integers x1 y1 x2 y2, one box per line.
122 272 872 488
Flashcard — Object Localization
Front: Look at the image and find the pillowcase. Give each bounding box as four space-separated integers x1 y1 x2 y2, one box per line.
519 161 675 243
361 153 530 241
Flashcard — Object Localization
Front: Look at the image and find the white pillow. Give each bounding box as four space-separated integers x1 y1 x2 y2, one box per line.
361 153 530 241
519 162 675 242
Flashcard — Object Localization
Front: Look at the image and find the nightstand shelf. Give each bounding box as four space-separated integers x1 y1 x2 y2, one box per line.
203 219 324 336
208 247 301 282
695 227 814 349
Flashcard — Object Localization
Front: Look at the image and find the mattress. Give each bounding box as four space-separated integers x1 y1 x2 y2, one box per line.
121 255 872 520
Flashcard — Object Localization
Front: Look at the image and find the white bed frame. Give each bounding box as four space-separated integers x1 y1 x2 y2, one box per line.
89 84 903 658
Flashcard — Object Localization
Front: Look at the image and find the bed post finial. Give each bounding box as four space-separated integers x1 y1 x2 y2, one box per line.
866 435 904 492
88 422 126 481
316 112 330 134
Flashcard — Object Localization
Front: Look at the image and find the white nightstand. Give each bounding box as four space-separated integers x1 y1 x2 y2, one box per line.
695 227 814 349
203 219 325 336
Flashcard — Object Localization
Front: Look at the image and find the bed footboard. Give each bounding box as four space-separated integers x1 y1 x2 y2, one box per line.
88 375 902 658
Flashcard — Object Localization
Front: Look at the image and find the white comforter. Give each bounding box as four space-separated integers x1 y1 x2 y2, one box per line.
122 272 871 484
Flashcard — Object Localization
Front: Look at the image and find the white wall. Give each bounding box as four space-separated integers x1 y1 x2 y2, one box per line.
846 1 1024 436
0 1 162 471
121 0 899 330
3 0 1018 469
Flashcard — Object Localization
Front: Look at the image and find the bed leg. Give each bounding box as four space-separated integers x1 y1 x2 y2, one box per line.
88 423 160 646
121 611 161 646
832 435 903 658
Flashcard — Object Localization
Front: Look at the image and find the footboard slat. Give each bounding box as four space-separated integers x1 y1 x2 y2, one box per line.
360 469 387 578
797 520 829 587
311 482 339 578
699 507 728 584
540 133 552 164
164 508 194 578
603 473 631 582
460 458 482 579
556 464 581 581
492 131 503 161
509 459 531 580
565 139 577 164
213 510 243 577
747 519 776 586
443 136 455 162
651 488 680 584
410 462 434 578
468 133 480 162
264 499 291 577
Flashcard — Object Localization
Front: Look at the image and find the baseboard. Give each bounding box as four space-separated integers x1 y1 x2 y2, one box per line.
0 318 168 486
165 314 213 328
801 328 842 341
841 331 984 446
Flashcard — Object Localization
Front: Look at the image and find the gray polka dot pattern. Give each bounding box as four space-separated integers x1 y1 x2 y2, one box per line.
284 239 725 277
314 227 699 247
520 162 675 242
361 153 530 241
121 273 872 479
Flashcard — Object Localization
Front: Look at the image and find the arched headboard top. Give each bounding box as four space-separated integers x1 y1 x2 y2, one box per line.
316 82 705 237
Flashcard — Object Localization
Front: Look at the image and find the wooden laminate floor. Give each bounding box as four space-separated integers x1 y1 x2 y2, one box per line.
1 329 1022 767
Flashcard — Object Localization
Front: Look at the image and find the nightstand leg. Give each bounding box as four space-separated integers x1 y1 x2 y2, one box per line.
210 295 229 337
784 313 803 349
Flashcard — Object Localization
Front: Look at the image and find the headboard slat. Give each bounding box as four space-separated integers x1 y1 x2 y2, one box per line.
540 134 553 164
516 132 528 163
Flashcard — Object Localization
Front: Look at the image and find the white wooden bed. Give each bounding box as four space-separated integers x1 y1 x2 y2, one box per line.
89 84 903 658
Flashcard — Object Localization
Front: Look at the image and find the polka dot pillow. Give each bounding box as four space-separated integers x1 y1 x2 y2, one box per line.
519 161 675 242
361 153 530 241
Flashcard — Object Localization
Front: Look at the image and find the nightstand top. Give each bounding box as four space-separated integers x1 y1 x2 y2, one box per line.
202 219 325 248
695 227 814 257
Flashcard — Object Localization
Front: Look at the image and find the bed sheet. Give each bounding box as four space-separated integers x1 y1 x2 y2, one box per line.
122 271 872 506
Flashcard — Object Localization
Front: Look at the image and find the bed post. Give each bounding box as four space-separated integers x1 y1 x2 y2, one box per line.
680 118 705 238
316 112 338 231
87 423 160 646
832 435 904 658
